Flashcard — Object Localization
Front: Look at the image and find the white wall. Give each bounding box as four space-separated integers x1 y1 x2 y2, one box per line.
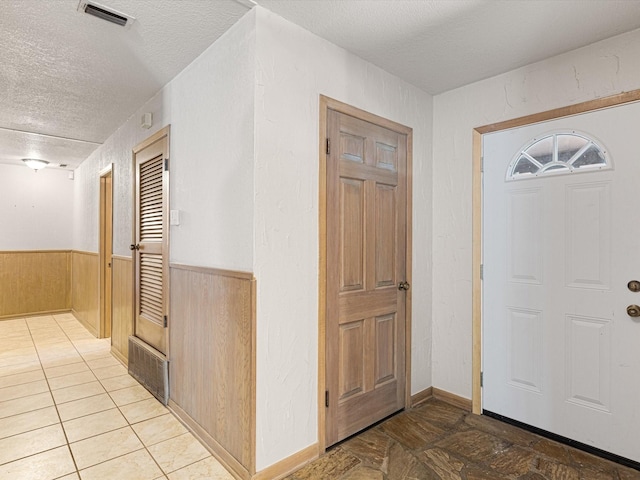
73 9 256 271
0 164 74 250
253 7 433 470
432 28 640 398
169 10 255 271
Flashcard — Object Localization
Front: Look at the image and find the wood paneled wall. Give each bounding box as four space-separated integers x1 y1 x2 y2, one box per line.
111 255 133 364
169 264 256 479
71 251 99 337
0 250 71 318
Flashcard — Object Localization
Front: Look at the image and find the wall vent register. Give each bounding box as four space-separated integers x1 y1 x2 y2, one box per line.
506 132 610 181
77 1 136 28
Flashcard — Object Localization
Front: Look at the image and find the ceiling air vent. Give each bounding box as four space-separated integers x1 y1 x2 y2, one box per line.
77 1 135 28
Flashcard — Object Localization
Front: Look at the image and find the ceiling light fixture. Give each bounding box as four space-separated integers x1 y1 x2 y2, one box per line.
22 158 49 171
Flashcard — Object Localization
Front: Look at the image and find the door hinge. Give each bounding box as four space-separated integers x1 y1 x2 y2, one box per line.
480 156 484 172
163 315 168 328
480 371 484 387
326 138 330 155
325 390 329 408
164 158 169 171
480 264 484 280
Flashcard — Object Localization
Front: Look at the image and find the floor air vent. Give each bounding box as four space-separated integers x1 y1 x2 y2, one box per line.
128 336 169 405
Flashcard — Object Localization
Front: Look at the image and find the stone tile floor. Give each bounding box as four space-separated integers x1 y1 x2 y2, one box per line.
287 399 640 480
0 313 234 480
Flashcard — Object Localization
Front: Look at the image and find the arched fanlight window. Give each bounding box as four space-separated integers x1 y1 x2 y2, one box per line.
506 132 610 181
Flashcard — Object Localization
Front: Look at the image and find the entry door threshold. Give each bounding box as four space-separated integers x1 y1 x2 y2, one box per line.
483 410 640 472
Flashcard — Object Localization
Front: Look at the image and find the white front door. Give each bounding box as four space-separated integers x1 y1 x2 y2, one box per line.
483 101 640 463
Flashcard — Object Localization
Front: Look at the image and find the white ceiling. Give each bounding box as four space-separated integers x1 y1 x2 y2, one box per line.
259 0 640 94
3 0 640 171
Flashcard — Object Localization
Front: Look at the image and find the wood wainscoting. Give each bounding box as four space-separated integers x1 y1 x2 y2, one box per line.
0 250 71 318
71 251 99 336
111 255 133 364
168 263 256 479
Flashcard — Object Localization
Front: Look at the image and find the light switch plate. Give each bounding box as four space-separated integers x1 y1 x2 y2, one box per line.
170 209 180 226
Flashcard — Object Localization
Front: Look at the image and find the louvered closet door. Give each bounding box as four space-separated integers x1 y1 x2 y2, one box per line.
134 130 169 354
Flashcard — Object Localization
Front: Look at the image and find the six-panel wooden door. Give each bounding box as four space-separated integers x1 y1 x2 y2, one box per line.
325 108 409 446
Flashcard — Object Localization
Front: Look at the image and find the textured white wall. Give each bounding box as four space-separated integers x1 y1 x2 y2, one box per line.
0 164 74 250
73 10 255 271
253 7 433 470
432 28 640 399
169 9 255 271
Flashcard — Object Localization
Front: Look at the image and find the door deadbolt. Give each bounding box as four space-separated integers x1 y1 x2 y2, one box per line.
627 305 640 317
628 280 640 292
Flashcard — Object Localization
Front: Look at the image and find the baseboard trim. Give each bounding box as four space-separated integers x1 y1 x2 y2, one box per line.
0 309 71 321
169 400 250 480
410 387 433 407
252 444 319 480
409 387 472 411
71 309 98 338
432 387 472 411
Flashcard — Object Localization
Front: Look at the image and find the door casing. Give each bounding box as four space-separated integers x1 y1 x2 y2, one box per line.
318 95 413 452
472 90 640 414
99 165 113 339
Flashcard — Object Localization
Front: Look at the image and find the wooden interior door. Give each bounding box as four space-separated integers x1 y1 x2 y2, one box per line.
100 169 113 339
133 128 169 355
325 108 409 446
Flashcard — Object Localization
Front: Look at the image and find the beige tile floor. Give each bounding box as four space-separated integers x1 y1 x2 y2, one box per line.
0 313 235 480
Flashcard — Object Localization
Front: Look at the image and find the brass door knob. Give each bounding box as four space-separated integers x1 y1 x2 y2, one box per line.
129 244 140 251
627 305 640 317
628 280 640 292
398 281 410 291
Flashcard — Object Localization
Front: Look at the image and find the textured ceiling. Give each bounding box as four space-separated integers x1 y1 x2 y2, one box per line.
2 0 640 171
258 0 640 95
0 0 250 169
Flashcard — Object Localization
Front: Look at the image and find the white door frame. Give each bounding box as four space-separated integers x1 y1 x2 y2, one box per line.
471 90 640 414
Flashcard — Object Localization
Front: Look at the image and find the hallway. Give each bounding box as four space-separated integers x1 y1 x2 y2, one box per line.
0 314 233 480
